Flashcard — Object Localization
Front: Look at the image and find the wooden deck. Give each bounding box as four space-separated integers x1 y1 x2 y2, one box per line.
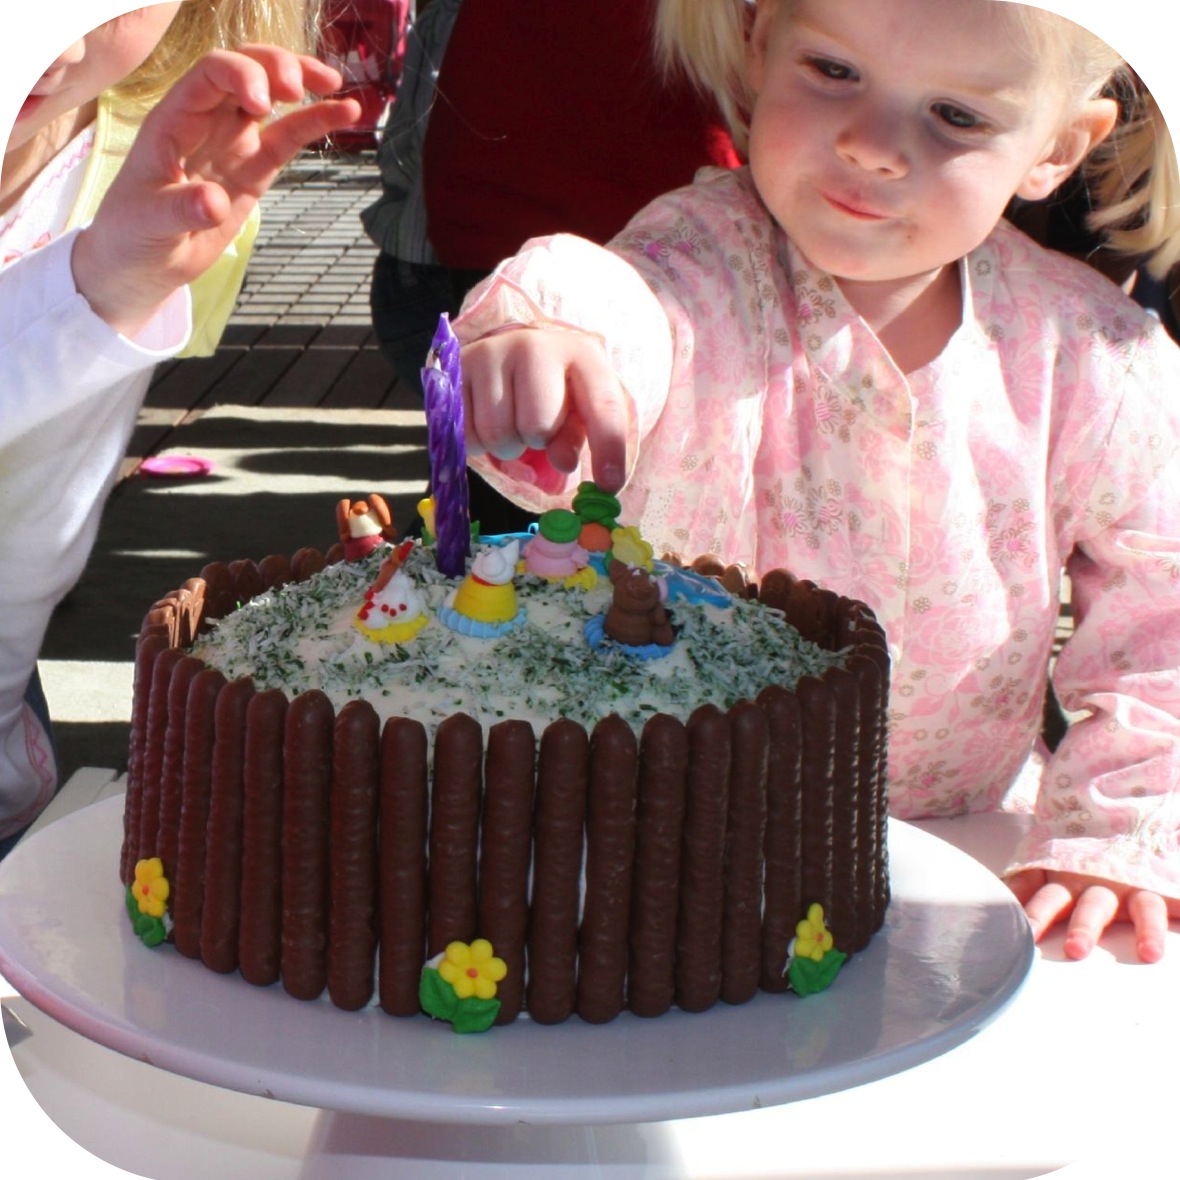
123 151 418 478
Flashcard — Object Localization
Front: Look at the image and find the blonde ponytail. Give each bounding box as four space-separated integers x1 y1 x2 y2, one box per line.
1085 86 1180 278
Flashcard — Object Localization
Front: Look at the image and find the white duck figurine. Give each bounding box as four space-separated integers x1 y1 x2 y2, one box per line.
355 541 429 643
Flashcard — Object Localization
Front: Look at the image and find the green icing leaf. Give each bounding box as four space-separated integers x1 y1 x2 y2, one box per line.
419 967 459 1022
419 967 501 1032
125 887 167 948
451 997 501 1034
787 949 849 996
136 914 167 948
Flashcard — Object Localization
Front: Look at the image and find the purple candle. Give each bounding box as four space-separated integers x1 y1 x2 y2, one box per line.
422 314 472 577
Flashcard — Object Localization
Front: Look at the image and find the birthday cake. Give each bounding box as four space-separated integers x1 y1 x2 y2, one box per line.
119 320 890 1031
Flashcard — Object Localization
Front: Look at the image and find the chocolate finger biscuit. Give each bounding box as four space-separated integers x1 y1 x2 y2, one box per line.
756 685 802 992
173 667 226 960
851 643 890 946
675 705 731 1014
198 562 237 625
527 719 589 1025
156 655 205 882
577 715 638 1024
721 701 768 1006
200 676 254 974
823 666 861 953
479 720 536 1025
378 717 430 1016
137 647 188 866
290 547 327 585
280 690 334 1001
328 700 381 1011
797 676 836 916
428 713 483 955
122 632 168 884
229 559 263 607
257 553 291 592
628 713 689 1018
238 689 287 986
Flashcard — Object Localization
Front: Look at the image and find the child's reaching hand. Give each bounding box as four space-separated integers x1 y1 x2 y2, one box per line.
460 327 631 495
1007 870 1180 963
70 45 360 339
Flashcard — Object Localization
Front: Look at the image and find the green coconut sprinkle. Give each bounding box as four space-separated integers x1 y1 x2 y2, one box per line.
190 544 846 737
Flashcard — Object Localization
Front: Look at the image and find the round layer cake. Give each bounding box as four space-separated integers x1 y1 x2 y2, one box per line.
120 526 891 1028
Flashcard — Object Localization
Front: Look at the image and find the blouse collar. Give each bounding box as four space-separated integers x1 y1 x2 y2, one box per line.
779 227 994 387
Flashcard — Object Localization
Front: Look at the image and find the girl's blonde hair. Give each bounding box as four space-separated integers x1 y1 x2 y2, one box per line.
113 0 324 111
654 0 1180 276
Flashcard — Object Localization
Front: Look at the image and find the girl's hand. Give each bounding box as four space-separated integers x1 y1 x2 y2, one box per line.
461 328 630 494
1006 869 1179 963
71 45 360 338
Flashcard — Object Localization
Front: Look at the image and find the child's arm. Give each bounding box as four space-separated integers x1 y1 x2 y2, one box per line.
460 327 630 494
451 228 684 514
1006 322 1180 963
71 46 360 339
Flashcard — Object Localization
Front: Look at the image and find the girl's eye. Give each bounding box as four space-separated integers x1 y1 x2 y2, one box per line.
804 56 857 83
933 102 982 131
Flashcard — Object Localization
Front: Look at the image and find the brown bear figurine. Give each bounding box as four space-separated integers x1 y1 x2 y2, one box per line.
604 559 675 648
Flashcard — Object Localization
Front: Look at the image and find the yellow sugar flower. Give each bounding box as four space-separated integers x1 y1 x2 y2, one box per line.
132 858 170 919
610 526 654 570
437 939 507 1000
794 903 834 962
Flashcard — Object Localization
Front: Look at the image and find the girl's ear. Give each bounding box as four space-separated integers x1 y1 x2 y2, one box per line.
746 0 783 95
1016 97 1119 201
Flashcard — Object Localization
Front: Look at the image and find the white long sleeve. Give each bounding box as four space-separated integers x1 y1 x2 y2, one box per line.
0 230 190 837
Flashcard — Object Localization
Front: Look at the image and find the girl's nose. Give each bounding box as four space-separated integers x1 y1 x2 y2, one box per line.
836 110 908 177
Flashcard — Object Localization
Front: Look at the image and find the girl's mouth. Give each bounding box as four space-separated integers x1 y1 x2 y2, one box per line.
17 94 46 122
822 191 889 221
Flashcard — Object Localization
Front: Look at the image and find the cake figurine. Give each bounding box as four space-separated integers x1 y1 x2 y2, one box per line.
417 495 437 546
524 509 592 581
355 540 429 644
336 494 396 561
439 539 527 635
609 525 656 572
602 559 675 649
572 481 620 553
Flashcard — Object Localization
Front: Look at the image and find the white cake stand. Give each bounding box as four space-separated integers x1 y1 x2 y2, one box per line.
0 797 1032 1129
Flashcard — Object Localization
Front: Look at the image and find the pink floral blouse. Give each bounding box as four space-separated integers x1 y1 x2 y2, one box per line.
456 167 1180 897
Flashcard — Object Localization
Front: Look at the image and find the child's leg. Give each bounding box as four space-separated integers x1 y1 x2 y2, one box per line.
0 669 59 861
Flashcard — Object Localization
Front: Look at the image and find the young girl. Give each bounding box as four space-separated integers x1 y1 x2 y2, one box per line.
0 4 359 856
453 0 1180 960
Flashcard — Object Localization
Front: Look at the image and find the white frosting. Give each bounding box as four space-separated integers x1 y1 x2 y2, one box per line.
190 541 846 737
